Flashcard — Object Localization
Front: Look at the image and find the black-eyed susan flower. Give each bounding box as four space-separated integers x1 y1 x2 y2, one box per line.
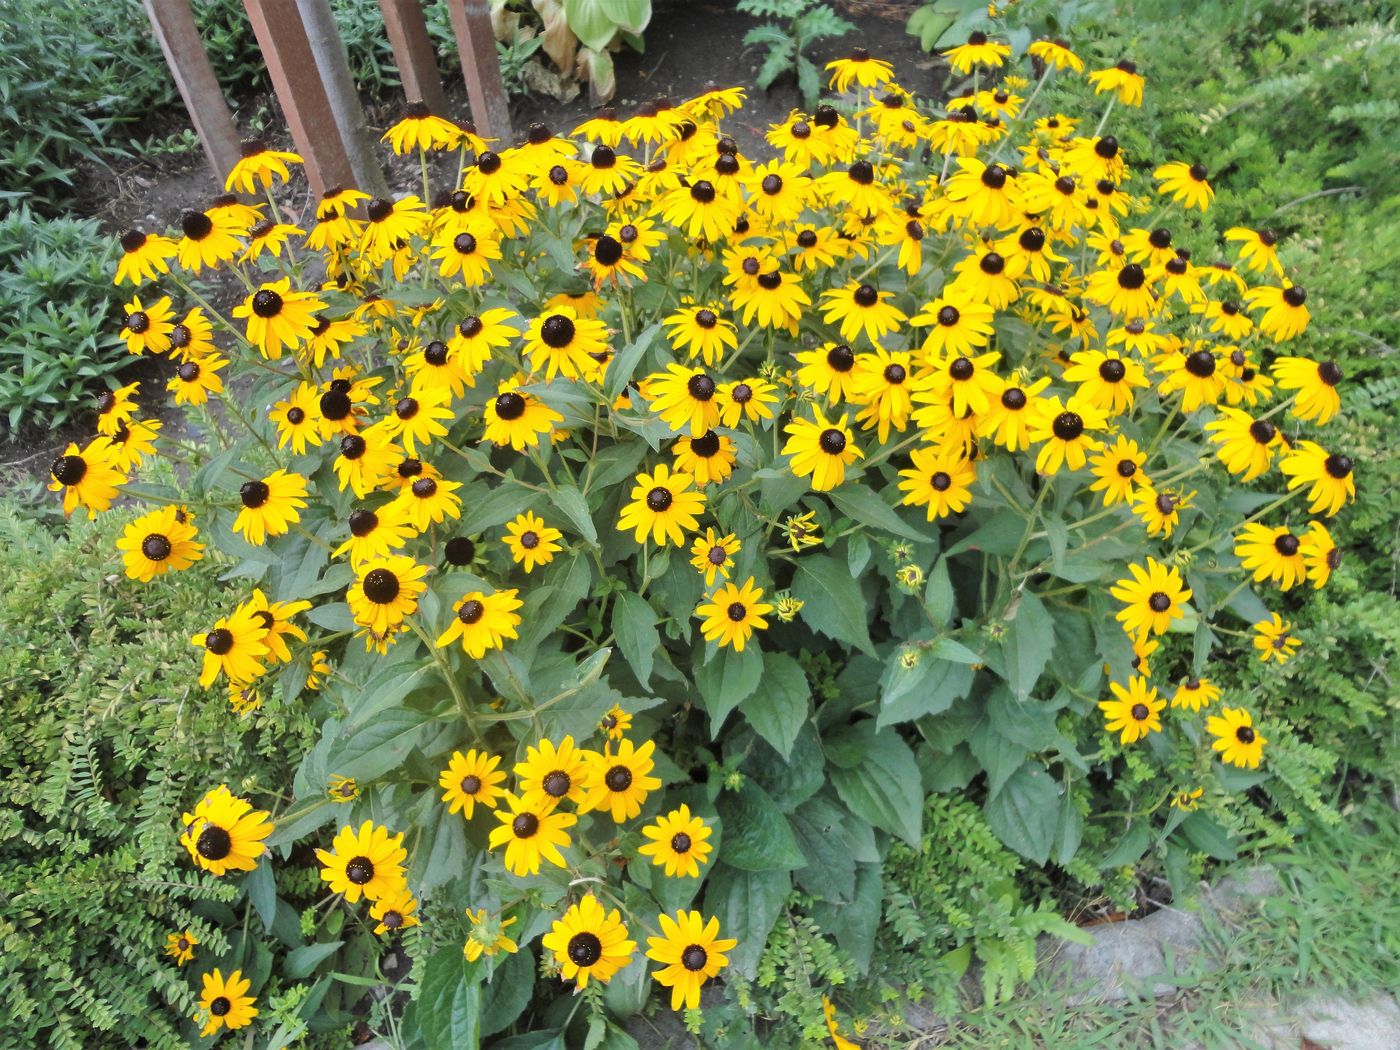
731 265 811 332
348 555 428 634
543 894 636 990
599 705 633 742
1110 557 1193 642
1154 160 1213 211
179 785 273 876
673 430 737 487
1206 707 1266 769
437 588 524 658
503 511 563 572
327 774 358 803
1171 787 1204 812
746 160 812 224
196 968 257 1038
657 177 742 242
663 303 738 366
306 651 333 692
976 376 1050 452
950 247 1021 309
826 46 895 89
384 101 462 153
1204 408 1285 481
305 313 366 368
464 909 519 962
1158 344 1229 413
121 295 175 355
851 348 916 441
241 220 302 263
370 889 421 936
233 469 308 546
1272 356 1343 424
1253 612 1300 663
638 804 713 878
164 929 198 966
1131 486 1194 539
334 429 398 497
233 278 327 360
794 343 860 403
1098 676 1164 743
943 32 1011 74
242 588 310 664
488 792 575 876
440 749 507 819
645 363 723 435
688 527 743 588
227 682 262 716
910 294 996 359
898 445 976 520
695 577 772 652
1170 677 1220 712
316 821 408 903
1027 394 1106 474
168 352 228 407
191 605 269 687
516 736 594 811
646 909 737 1011
824 996 862 1050
269 382 324 455
1028 38 1084 71
1235 523 1307 591
1224 226 1284 277
175 207 244 272
1088 435 1150 506
380 384 454 456
1063 349 1148 414
782 510 823 552
1088 59 1145 106
716 376 780 427
782 409 863 491
225 138 302 193
116 505 203 582
48 437 125 519
483 379 565 453
919 349 1005 418
360 194 430 261
115 228 177 285
582 231 646 287
388 473 463 530
107 418 161 473
1279 442 1354 517
523 306 610 381
1243 282 1310 342
944 157 1023 228
616 464 706 547
306 186 369 252
1299 521 1340 588
448 306 517 374
581 738 661 821
820 281 907 345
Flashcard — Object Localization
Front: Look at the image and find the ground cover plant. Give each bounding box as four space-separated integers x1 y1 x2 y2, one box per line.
18 2 1398 1047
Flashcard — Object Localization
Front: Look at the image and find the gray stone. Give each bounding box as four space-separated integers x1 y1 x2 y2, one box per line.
1294 993 1400 1050
1044 919 1176 1004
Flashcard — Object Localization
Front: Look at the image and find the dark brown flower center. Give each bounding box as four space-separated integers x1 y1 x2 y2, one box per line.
670 831 693 853
445 536 476 565
363 568 401 603
1283 286 1307 307
209 996 231 1017
142 534 172 560
568 932 603 967
853 284 879 307
931 471 952 492
349 509 378 537
1001 388 1027 410
819 428 847 454
1117 263 1146 290
1235 725 1255 744
345 857 374 884
647 487 673 512
411 477 437 498
240 481 270 509
726 601 747 622
1274 533 1300 557
884 363 907 384
322 390 352 420
1324 454 1352 479
251 289 283 318
605 765 634 791
1099 358 1126 383
542 770 570 797
1116 460 1137 478
540 314 575 348
848 161 874 185
826 344 855 371
689 179 716 203
196 824 232 860
1130 703 1149 721
1185 349 1216 377
687 373 716 400
51 455 87 485
204 628 234 655
460 774 482 794
1148 592 1171 613
1052 412 1084 441
1249 420 1276 444
512 812 538 837
681 945 708 971
595 235 623 266
979 252 1005 275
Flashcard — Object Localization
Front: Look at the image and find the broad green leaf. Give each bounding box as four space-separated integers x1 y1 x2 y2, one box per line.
924 556 955 625
283 940 343 979
791 555 875 655
829 485 935 543
480 946 534 1037
715 780 806 871
984 763 1059 864
945 508 1026 557
695 643 763 730
1000 589 1054 701
743 651 810 759
1179 812 1238 860
327 707 433 782
968 719 1026 799
810 863 881 975
877 656 973 728
514 554 592 659
827 725 923 845
549 484 597 546
565 0 647 50
788 794 856 903
703 864 789 979
245 862 277 933
418 947 480 1050
611 591 658 688
603 320 659 399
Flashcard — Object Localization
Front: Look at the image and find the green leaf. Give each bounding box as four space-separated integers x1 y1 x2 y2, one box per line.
810 863 882 974
703 865 789 979
788 794 856 903
829 486 935 543
283 940 343 979
1179 812 1238 860
743 651 810 759
245 862 277 932
565 0 647 50
604 320 659 399
715 780 806 871
480 946 534 1037
877 654 974 728
984 763 1059 864
968 719 1027 799
612 591 658 688
924 556 955 625
549 484 598 546
791 555 875 656
1000 590 1054 701
827 724 923 846
327 707 433 782
946 509 1026 557
418 947 480 1050
695 643 763 731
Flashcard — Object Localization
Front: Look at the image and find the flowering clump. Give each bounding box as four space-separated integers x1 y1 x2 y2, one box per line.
90 33 1353 1041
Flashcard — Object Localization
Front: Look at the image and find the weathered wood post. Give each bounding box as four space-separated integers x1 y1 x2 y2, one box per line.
445 0 513 141
378 0 451 115
142 0 242 182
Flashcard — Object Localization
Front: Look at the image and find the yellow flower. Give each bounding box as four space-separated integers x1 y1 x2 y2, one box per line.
164 929 198 966
616 464 706 547
315 821 408 903
1206 707 1267 769
1253 613 1300 664
782 409 864 491
502 511 564 572
196 968 257 1037
696 577 773 652
179 785 273 876
542 895 636 990
1098 676 1165 743
645 910 737 1010
638 804 713 878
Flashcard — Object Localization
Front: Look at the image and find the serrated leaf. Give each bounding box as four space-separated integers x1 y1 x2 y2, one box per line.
791 555 875 655
715 780 806 870
827 724 923 845
695 643 762 730
611 591 658 688
743 651 810 759
702 865 789 979
1000 589 1053 701
984 763 1058 864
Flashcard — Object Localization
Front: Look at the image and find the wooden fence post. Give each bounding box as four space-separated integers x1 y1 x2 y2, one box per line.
445 0 513 141
296 0 389 198
142 0 242 183
243 0 358 201
379 0 450 115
